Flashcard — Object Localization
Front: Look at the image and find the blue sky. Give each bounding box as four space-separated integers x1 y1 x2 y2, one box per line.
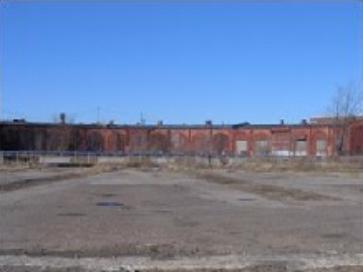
0 0 361 124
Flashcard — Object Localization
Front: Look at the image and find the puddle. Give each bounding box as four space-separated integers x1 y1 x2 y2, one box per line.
96 202 126 208
58 212 86 217
101 193 117 198
238 198 255 202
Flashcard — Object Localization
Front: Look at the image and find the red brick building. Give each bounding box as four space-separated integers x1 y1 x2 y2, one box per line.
1 118 363 157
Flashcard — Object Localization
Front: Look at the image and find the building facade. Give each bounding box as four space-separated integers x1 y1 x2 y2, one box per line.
1 119 363 157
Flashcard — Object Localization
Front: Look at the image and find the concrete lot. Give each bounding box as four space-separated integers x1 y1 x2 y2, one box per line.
0 167 363 271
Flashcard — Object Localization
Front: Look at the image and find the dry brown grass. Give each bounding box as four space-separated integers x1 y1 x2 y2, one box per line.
194 171 340 202
0 164 125 192
0 162 37 172
124 157 161 169
2 155 362 175
227 158 363 174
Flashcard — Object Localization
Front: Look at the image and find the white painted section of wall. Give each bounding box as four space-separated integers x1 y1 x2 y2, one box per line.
235 141 247 155
97 157 126 163
271 150 292 157
316 140 327 157
295 151 307 157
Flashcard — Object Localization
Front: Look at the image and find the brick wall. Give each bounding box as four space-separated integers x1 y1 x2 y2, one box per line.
0 121 360 157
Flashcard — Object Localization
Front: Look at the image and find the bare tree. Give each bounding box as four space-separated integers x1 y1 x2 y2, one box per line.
328 85 362 155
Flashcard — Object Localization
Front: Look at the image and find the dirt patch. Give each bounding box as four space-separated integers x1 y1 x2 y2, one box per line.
0 165 125 193
196 172 340 202
0 173 87 192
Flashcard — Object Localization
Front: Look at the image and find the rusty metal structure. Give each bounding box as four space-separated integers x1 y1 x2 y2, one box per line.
1 118 363 157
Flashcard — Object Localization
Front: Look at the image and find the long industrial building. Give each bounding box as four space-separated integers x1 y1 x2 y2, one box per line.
1 117 363 157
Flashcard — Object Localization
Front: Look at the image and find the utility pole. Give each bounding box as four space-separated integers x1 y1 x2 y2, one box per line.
0 0 2 122
0 78 2 121
97 107 101 124
140 112 145 125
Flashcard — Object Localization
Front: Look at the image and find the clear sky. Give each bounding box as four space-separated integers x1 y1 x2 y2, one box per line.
0 0 361 125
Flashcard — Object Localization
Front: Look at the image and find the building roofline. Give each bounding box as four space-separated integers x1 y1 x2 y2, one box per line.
0 121 337 129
